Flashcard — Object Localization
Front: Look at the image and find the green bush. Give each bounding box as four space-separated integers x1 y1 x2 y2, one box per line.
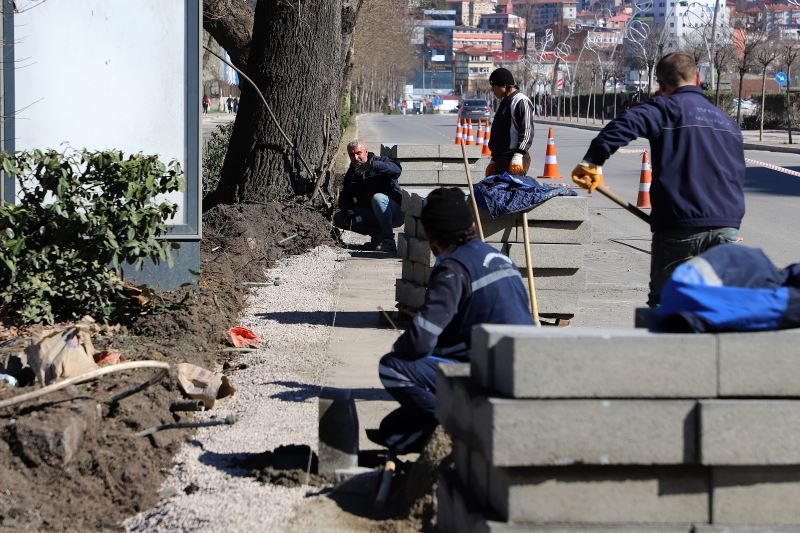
0 149 182 324
202 122 234 196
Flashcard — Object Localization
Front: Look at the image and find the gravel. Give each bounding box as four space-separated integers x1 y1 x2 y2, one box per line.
124 244 352 532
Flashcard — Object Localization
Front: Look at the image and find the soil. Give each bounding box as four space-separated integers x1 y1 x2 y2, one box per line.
0 201 334 532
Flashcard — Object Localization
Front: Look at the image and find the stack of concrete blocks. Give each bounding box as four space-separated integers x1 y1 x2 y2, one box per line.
395 191 589 317
380 144 483 195
436 325 800 532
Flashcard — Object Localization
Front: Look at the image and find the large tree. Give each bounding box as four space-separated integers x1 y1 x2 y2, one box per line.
202 0 363 209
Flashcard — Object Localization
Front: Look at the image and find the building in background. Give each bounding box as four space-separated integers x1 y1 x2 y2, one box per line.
454 46 494 96
453 26 505 50
446 0 499 27
411 9 457 96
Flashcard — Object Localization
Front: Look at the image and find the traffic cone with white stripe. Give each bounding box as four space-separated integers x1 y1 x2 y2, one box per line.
536 128 564 180
637 150 652 209
465 120 475 145
476 120 485 148
454 120 463 144
482 123 492 157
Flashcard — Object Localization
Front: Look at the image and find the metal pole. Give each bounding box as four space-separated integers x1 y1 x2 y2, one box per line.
708 0 721 91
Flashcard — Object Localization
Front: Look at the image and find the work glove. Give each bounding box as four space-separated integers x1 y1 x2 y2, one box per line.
508 153 525 175
571 162 603 193
485 161 496 177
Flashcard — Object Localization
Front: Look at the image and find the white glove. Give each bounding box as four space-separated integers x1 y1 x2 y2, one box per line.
509 153 524 175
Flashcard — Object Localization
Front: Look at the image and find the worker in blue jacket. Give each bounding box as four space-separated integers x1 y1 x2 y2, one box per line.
571 52 746 306
334 139 404 254
375 188 533 453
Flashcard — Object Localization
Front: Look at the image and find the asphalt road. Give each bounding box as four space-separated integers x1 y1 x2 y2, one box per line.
357 113 800 326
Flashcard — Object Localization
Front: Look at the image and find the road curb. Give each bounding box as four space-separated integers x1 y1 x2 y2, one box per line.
535 119 800 155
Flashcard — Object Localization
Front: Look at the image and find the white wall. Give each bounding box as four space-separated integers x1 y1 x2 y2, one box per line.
13 0 189 225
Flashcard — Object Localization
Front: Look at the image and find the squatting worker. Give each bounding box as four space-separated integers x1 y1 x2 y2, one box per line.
376 188 533 452
333 139 404 254
571 52 745 307
486 67 535 177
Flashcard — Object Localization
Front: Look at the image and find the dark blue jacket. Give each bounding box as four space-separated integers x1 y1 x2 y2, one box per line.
583 86 745 232
338 153 403 210
393 238 532 361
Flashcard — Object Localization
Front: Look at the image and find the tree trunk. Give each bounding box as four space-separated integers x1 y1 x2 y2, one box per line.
714 67 722 106
202 0 255 71
207 0 362 207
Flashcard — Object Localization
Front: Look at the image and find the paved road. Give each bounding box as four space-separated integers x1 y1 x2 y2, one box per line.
357 113 800 326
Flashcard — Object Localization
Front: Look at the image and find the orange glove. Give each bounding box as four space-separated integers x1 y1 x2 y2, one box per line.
571 162 603 193
508 153 525 175
485 161 496 177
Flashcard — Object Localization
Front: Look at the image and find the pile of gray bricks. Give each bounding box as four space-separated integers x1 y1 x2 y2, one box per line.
395 188 589 317
380 144 483 191
436 325 800 532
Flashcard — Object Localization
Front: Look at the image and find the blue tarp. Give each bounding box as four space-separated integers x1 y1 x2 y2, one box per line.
473 172 576 219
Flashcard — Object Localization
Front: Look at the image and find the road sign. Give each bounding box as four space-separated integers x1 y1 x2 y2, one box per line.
776 71 788 85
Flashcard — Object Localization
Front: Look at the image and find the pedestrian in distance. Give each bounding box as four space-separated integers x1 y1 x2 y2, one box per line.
226 96 233 113
202 95 211 114
233 97 239 113
333 139 405 254
375 188 533 453
571 52 746 307
486 67 536 177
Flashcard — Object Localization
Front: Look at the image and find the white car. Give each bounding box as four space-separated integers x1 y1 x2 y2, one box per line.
733 98 756 114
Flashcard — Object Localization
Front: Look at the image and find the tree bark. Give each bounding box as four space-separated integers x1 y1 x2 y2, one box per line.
203 0 255 71
206 0 362 207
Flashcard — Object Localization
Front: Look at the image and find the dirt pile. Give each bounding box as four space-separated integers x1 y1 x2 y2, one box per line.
0 201 333 531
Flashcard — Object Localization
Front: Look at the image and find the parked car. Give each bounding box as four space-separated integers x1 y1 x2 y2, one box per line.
732 98 757 116
458 99 493 121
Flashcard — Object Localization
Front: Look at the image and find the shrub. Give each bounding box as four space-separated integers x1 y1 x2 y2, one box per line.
0 149 182 324
202 121 234 196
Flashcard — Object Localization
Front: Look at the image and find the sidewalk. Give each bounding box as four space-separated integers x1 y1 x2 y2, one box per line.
534 116 800 155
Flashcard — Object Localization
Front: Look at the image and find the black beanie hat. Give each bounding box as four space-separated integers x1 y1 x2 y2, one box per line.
420 188 474 242
489 67 515 87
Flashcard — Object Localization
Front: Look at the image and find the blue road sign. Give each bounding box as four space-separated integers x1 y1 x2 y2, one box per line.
776 71 788 85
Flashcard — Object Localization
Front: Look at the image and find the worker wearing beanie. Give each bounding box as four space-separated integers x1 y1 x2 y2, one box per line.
375 188 532 453
486 67 536 176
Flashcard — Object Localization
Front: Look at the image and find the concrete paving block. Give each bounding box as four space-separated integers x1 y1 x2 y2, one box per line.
401 192 426 217
386 144 440 159
469 518 692 533
442 161 482 171
440 144 483 159
439 170 469 185
411 261 432 285
490 242 584 269
700 400 800 465
446 376 484 442
401 260 414 282
712 466 800 524
470 448 489 507
452 474 484 533
395 278 426 309
525 289 579 315
407 235 435 265
454 439 471 488
400 161 443 170
471 325 543 390
491 328 717 398
397 233 410 260
400 171 440 185
515 268 585 291
479 210 590 245
473 397 698 467
488 465 708 524
526 196 588 222
718 329 800 397
403 214 418 238
694 526 800 533
436 363 471 438
481 216 519 242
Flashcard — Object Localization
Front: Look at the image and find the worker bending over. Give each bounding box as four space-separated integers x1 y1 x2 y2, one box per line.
571 53 745 306
376 188 532 452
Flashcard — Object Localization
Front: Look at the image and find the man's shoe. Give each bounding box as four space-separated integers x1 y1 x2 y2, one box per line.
361 236 382 251
377 238 397 255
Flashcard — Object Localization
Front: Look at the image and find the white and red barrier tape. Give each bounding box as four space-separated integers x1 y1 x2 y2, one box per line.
614 148 800 178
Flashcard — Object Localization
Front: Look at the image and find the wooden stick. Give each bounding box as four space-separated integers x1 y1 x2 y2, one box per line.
461 141 485 241
375 456 396 509
595 185 651 224
520 211 541 327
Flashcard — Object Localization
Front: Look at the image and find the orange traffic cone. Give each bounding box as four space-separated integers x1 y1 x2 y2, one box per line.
476 120 485 148
537 128 564 179
454 120 463 144
482 123 492 156
465 120 475 145
637 151 652 209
